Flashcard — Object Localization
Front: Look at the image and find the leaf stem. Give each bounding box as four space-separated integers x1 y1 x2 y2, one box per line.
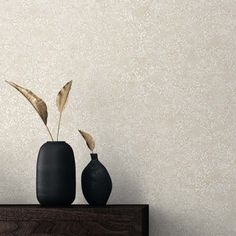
56 113 62 141
45 125 54 141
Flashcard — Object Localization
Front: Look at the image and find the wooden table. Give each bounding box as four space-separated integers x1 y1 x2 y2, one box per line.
0 205 149 235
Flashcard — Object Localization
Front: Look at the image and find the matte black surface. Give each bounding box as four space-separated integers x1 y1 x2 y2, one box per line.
81 153 112 205
36 141 76 206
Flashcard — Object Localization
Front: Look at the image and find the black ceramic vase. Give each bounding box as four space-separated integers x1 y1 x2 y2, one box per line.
82 153 112 205
36 141 76 206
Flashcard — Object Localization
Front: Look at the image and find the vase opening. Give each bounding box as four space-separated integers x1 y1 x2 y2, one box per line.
90 153 98 160
46 141 66 143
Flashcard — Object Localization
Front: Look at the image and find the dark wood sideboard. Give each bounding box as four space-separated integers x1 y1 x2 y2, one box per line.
0 205 148 235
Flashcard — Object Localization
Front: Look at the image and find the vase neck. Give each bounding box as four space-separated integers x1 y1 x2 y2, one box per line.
90 153 98 161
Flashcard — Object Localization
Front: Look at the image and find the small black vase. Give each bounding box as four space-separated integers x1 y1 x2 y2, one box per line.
82 153 112 205
36 141 76 206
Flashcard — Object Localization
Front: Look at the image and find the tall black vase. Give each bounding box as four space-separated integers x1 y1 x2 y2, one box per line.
36 141 76 206
81 153 112 205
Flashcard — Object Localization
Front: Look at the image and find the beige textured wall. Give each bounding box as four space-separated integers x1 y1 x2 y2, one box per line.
0 1 235 235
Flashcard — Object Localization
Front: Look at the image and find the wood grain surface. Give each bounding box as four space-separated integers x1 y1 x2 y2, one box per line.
0 205 148 236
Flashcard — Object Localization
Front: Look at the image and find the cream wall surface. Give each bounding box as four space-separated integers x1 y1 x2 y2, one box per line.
0 1 235 235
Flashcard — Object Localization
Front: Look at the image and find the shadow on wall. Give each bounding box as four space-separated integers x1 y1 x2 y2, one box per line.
110 163 147 204
151 207 204 236
113 167 202 236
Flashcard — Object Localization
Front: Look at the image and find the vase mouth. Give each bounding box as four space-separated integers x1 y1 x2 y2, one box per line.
46 141 66 143
90 153 98 160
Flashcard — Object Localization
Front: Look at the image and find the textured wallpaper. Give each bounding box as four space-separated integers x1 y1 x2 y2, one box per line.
0 1 236 235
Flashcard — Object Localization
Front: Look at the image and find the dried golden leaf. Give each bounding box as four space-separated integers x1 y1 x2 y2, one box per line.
6 81 48 125
79 130 95 152
56 80 72 113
